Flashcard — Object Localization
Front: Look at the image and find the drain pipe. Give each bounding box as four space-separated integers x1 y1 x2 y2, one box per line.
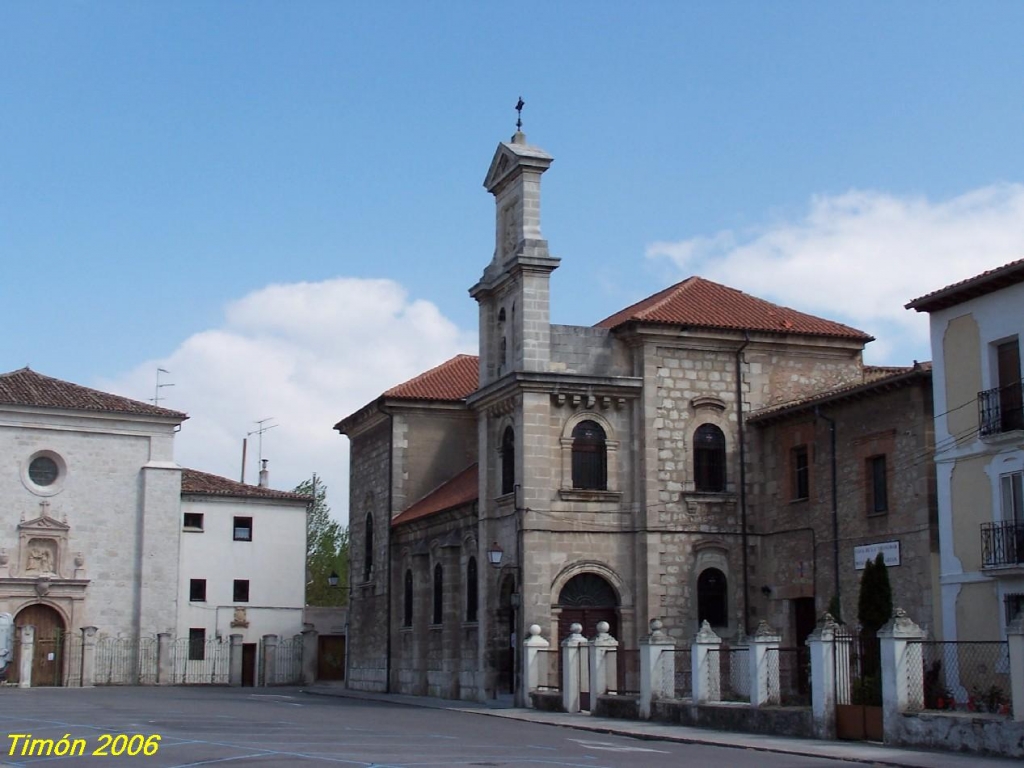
735 333 751 636
815 407 840 621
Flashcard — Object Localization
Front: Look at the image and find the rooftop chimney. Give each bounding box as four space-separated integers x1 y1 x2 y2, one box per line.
258 459 269 488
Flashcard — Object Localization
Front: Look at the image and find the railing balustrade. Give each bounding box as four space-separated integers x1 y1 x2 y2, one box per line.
981 521 1024 567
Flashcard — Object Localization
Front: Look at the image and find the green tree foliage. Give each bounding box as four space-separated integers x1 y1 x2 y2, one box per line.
857 552 894 637
295 475 349 607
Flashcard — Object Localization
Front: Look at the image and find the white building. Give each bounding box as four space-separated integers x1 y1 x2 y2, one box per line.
0 367 308 686
907 258 1024 640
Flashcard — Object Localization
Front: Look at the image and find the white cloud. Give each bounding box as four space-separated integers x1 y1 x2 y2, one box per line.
646 183 1024 364
100 278 476 525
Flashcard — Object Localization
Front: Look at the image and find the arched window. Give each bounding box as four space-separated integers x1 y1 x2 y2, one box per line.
694 424 726 492
697 568 728 628
466 557 478 622
572 420 607 490
403 569 413 627
501 426 515 496
363 513 374 581
432 563 444 624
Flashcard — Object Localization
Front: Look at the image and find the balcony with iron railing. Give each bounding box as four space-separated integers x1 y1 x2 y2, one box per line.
981 520 1024 569
978 382 1024 437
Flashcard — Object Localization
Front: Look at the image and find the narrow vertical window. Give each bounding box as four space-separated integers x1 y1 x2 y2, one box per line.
867 455 888 514
997 340 1022 432
791 445 809 500
501 426 515 496
572 420 608 490
403 569 413 627
466 557 478 623
363 513 374 582
694 424 726 492
432 563 444 625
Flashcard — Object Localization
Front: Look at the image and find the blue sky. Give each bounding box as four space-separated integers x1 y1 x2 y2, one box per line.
4 2 1024 520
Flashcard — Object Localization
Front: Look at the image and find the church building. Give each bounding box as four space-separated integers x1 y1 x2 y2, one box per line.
336 129 934 702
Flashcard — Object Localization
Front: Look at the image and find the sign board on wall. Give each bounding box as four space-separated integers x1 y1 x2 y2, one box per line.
854 541 901 570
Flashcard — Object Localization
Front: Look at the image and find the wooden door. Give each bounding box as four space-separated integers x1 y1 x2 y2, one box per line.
317 635 346 681
12 604 65 687
241 643 257 687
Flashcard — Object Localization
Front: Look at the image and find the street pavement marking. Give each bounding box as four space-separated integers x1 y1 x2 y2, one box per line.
568 738 669 754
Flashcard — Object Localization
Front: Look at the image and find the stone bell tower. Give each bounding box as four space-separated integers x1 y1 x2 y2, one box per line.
469 127 559 387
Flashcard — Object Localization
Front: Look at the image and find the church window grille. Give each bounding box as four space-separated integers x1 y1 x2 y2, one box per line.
466 557 478 622
571 420 607 490
403 570 413 627
501 426 515 495
363 513 374 582
694 424 726 492
697 568 728 628
557 573 618 607
433 563 444 625
28 456 59 486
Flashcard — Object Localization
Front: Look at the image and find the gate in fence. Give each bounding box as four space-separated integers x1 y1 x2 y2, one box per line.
835 626 882 741
170 637 230 684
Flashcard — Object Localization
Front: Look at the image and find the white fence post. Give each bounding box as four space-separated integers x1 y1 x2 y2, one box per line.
79 626 98 687
522 624 550 709
1008 612 1024 722
879 608 925 742
229 634 243 686
156 632 172 685
17 625 34 688
590 621 618 698
750 620 781 707
807 613 839 740
640 618 675 719
262 634 278 687
561 622 586 714
301 628 318 685
691 620 721 704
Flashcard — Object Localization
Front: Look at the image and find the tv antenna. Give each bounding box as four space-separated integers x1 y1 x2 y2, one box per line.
151 367 174 406
240 417 278 483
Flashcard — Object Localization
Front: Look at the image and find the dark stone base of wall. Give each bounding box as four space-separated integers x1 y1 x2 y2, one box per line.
650 700 813 739
593 694 639 720
893 713 1024 758
530 691 565 712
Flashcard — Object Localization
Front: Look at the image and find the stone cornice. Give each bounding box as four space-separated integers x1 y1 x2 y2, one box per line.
467 371 642 412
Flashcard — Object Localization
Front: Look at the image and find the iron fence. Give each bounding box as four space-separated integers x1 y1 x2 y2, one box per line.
272 636 303 685
766 646 810 706
910 640 1011 716
653 647 692 700
170 637 230 684
708 646 750 703
94 636 158 686
835 627 881 706
605 648 640 696
534 649 560 691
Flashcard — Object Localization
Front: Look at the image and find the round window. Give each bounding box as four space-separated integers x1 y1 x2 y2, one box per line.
29 456 60 486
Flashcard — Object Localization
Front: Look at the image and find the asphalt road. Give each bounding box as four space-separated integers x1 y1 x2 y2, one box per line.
0 686 860 768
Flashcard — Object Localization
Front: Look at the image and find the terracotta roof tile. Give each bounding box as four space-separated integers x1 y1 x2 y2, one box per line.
595 277 872 341
180 468 310 502
384 354 479 401
0 367 187 420
906 258 1024 312
392 464 478 527
748 362 932 424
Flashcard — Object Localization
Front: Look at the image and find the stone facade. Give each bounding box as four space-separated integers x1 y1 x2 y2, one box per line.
336 130 936 703
748 366 938 643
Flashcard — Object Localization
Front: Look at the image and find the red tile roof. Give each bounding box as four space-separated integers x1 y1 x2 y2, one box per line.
747 362 932 424
0 367 187 420
595 277 872 341
905 258 1024 312
384 354 479 401
180 468 311 502
392 464 478 527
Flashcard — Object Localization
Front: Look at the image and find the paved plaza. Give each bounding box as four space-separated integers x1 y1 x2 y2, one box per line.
0 686 1018 768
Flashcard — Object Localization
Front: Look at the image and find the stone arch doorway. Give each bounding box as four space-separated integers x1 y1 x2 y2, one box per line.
556 572 619 643
12 603 66 687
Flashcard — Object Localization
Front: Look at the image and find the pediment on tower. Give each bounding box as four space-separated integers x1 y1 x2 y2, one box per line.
483 135 554 193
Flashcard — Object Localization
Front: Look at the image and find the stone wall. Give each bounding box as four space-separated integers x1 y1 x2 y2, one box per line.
749 375 937 640
650 700 814 738
550 325 631 377
892 712 1024 758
